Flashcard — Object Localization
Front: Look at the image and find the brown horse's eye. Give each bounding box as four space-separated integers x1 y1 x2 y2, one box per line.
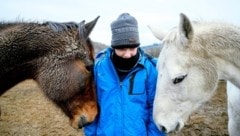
86 65 94 72
79 86 86 94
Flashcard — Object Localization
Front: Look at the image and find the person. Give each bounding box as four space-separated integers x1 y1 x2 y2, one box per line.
84 13 165 136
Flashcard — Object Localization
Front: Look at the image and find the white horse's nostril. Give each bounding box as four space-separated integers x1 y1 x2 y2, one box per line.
159 125 167 133
176 122 181 131
158 122 182 133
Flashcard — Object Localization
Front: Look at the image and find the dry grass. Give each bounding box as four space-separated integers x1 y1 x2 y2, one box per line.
0 80 84 136
0 80 228 136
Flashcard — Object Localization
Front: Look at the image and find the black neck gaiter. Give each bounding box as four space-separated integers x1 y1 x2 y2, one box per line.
111 50 140 75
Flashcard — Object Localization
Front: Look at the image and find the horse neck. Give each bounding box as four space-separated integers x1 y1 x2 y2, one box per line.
195 23 240 87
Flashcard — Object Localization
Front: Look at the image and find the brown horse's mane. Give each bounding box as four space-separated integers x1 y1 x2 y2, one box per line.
43 21 79 32
0 20 80 32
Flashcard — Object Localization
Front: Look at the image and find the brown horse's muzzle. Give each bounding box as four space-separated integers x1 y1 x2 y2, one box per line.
70 100 98 129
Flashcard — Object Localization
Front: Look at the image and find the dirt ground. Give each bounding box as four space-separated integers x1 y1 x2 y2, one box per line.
0 80 228 136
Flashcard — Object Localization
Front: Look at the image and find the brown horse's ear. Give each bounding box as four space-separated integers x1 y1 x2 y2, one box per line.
78 16 100 39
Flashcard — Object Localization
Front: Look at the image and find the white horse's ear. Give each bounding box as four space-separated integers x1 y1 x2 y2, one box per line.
179 13 193 42
148 25 167 41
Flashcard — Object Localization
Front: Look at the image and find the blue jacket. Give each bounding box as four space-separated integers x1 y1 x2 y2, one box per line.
84 48 165 136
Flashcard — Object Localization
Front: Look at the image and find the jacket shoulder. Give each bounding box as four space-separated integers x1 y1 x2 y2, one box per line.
95 48 108 63
143 53 157 67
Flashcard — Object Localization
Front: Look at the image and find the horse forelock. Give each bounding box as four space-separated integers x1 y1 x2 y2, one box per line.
38 21 94 62
44 21 94 59
163 27 178 44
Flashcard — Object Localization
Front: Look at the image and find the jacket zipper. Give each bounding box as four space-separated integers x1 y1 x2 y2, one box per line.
129 71 137 94
119 81 124 136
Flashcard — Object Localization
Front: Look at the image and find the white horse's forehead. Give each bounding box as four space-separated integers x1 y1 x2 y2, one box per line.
159 44 189 78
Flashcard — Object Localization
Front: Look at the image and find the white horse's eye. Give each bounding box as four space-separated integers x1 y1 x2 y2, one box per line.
173 75 187 84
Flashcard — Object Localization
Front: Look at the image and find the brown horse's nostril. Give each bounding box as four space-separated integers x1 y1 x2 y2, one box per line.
78 115 90 129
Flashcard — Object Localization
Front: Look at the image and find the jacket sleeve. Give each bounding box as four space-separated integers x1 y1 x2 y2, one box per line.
146 59 166 136
83 116 98 136
83 59 101 136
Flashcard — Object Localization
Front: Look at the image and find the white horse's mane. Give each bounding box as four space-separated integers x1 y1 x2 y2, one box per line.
166 21 240 48
164 21 240 68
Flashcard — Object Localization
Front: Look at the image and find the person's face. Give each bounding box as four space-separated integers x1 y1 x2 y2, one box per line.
114 47 138 59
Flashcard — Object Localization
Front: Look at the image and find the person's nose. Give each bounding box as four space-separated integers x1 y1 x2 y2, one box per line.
123 50 132 58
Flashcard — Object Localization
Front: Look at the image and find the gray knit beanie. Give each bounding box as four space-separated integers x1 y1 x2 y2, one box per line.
111 13 140 48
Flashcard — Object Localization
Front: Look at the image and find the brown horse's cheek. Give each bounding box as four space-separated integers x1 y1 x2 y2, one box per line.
82 101 98 121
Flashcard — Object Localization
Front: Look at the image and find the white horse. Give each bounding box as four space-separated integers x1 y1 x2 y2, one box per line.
149 13 240 135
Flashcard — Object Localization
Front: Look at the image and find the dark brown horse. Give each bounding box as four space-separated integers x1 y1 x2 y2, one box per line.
0 16 99 129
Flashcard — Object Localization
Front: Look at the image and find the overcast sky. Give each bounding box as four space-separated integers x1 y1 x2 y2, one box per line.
1 0 240 46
